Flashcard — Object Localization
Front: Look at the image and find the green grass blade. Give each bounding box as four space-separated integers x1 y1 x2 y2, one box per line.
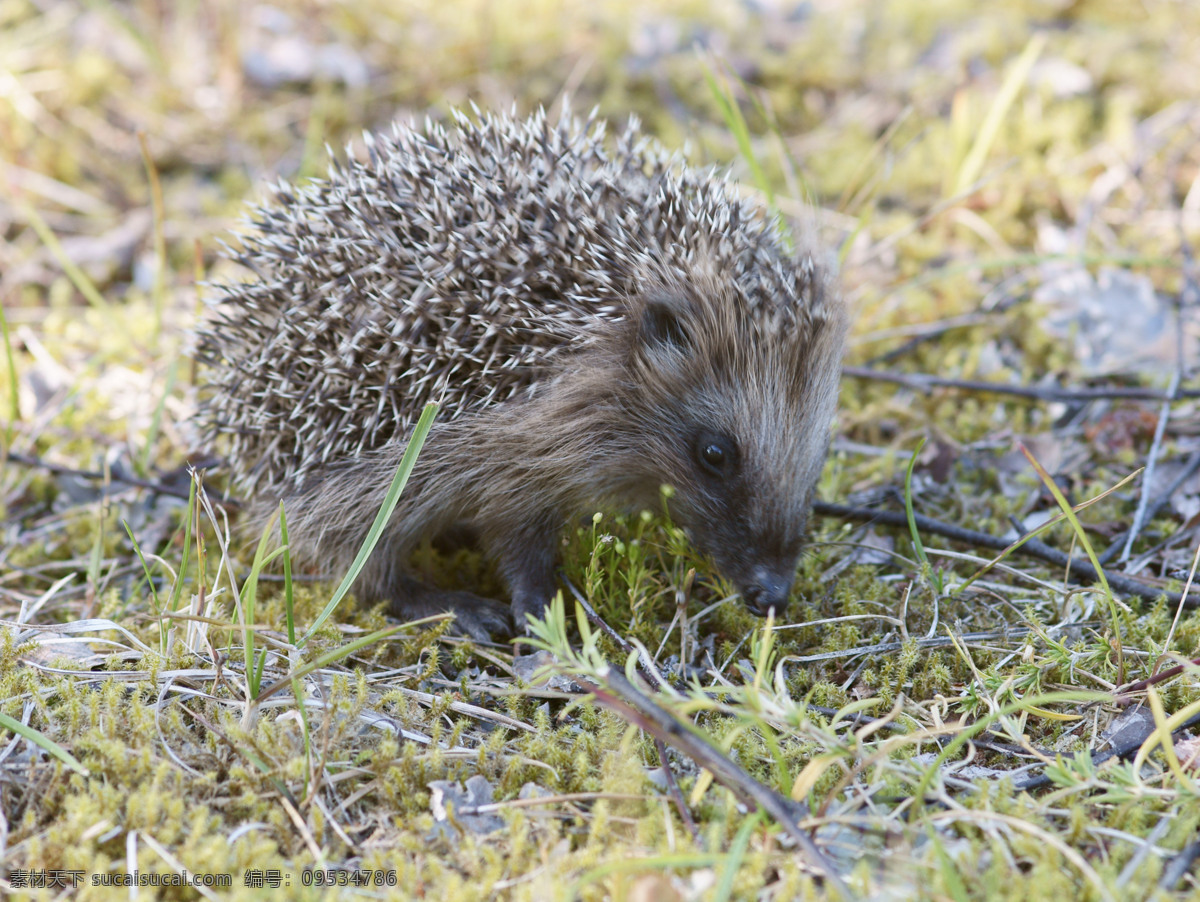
0 711 90 776
257 624 410 703
957 468 1141 592
1020 443 1126 682
279 502 296 646
953 32 1046 195
701 61 774 207
928 827 969 902
242 517 287 699
714 812 761 902
17 202 111 311
299 402 438 647
904 437 928 568
122 518 165 652
165 472 197 616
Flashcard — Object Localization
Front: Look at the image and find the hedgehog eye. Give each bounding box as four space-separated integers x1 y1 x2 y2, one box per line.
695 432 736 477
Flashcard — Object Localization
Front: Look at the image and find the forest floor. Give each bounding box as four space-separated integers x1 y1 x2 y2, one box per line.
3 0 1200 899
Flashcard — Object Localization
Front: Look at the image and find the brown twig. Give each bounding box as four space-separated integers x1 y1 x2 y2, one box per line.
565 583 649 669
812 500 1197 608
4 451 231 506
861 312 996 366
654 737 702 847
842 365 1198 403
1098 446 1200 565
565 582 701 842
1013 710 1200 793
579 666 856 898
1114 657 1200 699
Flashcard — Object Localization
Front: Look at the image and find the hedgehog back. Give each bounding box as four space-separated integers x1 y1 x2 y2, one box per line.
197 109 794 496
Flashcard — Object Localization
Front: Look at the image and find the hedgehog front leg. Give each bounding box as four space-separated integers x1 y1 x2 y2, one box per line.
487 519 561 634
389 575 513 641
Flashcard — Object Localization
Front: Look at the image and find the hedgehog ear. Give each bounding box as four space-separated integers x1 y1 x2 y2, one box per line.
639 296 691 354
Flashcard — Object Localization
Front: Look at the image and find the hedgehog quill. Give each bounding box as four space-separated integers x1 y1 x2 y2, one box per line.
196 106 848 639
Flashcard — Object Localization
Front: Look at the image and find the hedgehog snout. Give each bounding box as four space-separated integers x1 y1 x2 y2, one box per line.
740 566 795 617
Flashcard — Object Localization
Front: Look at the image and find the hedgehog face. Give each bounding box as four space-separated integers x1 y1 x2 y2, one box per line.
679 424 809 616
623 280 845 618
663 385 834 618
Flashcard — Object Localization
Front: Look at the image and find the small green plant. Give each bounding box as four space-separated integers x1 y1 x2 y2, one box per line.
1020 443 1127 684
903 435 943 593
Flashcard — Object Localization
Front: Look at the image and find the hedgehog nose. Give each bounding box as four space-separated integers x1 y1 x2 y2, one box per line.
742 570 794 617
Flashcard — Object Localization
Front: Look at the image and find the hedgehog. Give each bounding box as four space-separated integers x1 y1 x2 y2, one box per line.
196 105 848 639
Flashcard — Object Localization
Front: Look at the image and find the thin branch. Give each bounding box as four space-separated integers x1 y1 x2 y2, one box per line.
812 500 1197 607
1013 711 1200 793
784 624 1088 664
654 737 702 847
5 451 229 506
1098 446 1200 565
1160 834 1200 891
1152 183 1200 897
566 583 701 843
581 667 857 898
1115 657 1200 699
860 312 994 366
843 365 1197 403
1120 292 1186 562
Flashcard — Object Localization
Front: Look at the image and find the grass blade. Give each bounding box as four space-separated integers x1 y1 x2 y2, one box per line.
953 32 1046 195
701 59 773 208
957 467 1141 592
16 202 111 311
299 402 438 647
714 812 761 902
280 502 296 646
1020 443 1126 683
0 711 90 776
122 518 165 652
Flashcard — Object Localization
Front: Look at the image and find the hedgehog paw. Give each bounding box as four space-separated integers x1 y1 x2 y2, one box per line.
441 592 514 641
388 577 513 641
